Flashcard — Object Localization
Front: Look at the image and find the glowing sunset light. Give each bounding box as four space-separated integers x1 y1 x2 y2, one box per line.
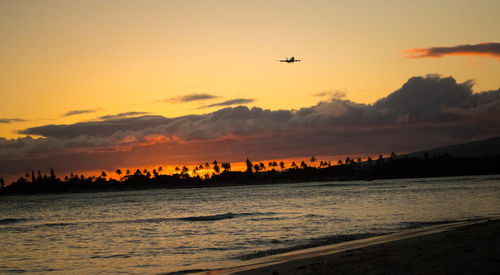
1 0 500 183
405 43 500 60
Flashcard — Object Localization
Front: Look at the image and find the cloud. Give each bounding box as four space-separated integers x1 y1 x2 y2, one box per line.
405 43 500 60
312 90 346 100
159 93 220 103
198 98 255 109
98 112 150 120
18 115 167 139
1 75 500 177
0 118 26 124
61 109 97 117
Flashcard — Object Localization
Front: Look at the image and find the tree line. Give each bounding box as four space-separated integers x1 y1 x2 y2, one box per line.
1 153 500 195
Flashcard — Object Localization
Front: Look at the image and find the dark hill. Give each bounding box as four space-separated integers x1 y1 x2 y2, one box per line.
406 136 500 158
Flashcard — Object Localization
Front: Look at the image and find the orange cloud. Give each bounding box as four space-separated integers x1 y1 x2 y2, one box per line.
405 43 500 60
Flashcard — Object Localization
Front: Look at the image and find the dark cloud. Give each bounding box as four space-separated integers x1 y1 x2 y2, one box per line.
61 109 97 117
312 90 346 99
98 112 150 120
198 98 255 109
0 118 26 124
18 115 168 139
2 75 500 177
160 93 220 103
406 43 500 60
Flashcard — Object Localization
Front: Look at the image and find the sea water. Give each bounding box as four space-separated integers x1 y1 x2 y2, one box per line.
1 175 499 274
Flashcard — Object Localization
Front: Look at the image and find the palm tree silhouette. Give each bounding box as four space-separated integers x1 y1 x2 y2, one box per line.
116 169 122 181
221 162 231 172
182 166 189 175
253 164 261 173
213 160 220 175
246 158 253 173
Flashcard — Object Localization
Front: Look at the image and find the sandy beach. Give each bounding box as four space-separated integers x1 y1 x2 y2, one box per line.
200 218 500 275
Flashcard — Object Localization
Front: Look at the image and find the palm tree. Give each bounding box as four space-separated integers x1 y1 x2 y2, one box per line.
253 164 261 173
50 168 56 180
310 156 316 167
246 158 253 173
279 161 285 171
221 162 231 172
116 169 122 181
345 157 351 167
101 171 107 178
300 161 308 169
291 162 298 169
212 160 220 175
390 152 397 161
259 162 265 171
367 157 373 167
126 169 130 176
376 155 384 167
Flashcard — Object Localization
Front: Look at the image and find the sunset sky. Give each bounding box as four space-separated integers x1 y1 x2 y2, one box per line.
1 0 500 180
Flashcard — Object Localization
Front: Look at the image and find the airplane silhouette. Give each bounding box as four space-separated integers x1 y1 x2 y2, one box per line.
277 56 301 63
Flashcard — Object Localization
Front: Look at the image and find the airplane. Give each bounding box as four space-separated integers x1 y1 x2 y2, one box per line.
276 56 301 63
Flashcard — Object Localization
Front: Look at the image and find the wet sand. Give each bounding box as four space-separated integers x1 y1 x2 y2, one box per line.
201 218 500 274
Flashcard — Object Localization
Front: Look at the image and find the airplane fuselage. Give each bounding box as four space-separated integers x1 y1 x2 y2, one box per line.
278 56 301 63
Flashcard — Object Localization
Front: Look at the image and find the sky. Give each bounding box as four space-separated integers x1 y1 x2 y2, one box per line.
1 0 500 180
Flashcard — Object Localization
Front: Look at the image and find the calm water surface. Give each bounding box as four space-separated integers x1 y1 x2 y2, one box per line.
1 175 499 274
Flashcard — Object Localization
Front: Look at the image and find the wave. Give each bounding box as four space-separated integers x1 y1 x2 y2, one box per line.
178 213 236 221
178 212 278 222
0 212 278 231
237 232 381 260
399 217 484 229
0 218 30 225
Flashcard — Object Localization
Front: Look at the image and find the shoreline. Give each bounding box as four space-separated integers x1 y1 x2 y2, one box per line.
3 174 500 197
191 217 500 274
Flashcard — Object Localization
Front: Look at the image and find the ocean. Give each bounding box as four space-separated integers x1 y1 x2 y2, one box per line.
1 175 499 274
